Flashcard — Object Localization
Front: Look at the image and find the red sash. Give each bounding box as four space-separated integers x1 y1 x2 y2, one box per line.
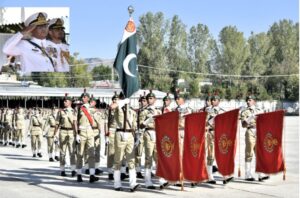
80 106 94 126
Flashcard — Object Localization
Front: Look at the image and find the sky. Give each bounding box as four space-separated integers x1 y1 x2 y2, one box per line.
0 0 298 60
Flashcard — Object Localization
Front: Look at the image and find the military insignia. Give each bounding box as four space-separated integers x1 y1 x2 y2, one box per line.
263 132 278 153
37 13 46 22
161 135 174 158
218 134 233 154
125 21 136 33
190 136 200 158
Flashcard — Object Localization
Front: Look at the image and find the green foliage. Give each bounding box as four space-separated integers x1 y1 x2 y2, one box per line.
92 64 112 81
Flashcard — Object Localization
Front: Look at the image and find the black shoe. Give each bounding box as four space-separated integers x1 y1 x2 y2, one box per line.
61 171 67 177
207 180 216 184
146 185 156 189
85 169 90 175
37 153 42 158
9 142 12 145
223 177 234 184
136 172 144 179
108 173 114 180
49 158 54 162
11 143 15 146
89 175 99 183
245 177 255 181
121 173 128 180
212 165 219 173
191 183 197 188
22 144 27 148
16 144 21 148
151 172 155 178
32 154 36 158
130 184 140 192
54 156 60 161
259 176 270 182
115 187 122 191
77 175 83 182
160 182 169 189
4 142 7 146
174 183 183 187
71 171 76 177
95 168 103 175
126 167 129 173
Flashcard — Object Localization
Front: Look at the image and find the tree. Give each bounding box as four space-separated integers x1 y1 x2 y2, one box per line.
91 64 112 81
216 26 250 76
68 53 92 87
137 12 172 91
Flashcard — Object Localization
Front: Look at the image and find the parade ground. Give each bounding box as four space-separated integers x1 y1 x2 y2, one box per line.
0 116 299 198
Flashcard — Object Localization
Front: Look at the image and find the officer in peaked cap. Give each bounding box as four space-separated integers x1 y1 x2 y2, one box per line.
3 12 57 74
162 93 172 114
47 18 70 72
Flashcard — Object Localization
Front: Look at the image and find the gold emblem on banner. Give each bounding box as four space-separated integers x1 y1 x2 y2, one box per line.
161 135 174 158
125 21 136 32
263 132 278 153
218 134 233 154
190 136 200 158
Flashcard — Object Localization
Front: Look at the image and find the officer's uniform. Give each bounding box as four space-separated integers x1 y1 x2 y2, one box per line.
55 103 77 176
46 18 70 72
107 94 118 179
43 108 60 161
2 12 55 74
14 108 27 148
3 109 14 146
206 96 225 182
142 92 161 188
76 91 98 183
113 101 140 191
89 99 103 175
28 109 43 157
240 95 267 181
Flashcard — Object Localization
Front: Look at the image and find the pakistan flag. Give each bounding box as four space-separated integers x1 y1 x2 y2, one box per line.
113 18 139 98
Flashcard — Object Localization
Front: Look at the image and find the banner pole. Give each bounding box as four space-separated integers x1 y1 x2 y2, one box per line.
180 131 184 191
283 112 286 181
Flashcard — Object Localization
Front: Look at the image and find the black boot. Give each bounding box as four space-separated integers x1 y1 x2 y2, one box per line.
212 165 219 173
223 177 234 184
16 144 21 148
85 169 90 175
108 173 114 180
32 154 36 158
71 171 76 177
121 173 128 180
37 153 42 158
259 176 270 182
89 175 99 183
22 144 27 148
136 172 144 179
54 156 60 161
61 171 67 177
95 168 103 175
130 184 141 192
77 175 83 182
49 158 54 162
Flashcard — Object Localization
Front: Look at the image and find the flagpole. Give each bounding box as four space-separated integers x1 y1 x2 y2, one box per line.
283 111 286 180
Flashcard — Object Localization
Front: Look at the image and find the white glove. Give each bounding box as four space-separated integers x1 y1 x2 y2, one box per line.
54 135 59 143
76 135 81 144
105 137 109 144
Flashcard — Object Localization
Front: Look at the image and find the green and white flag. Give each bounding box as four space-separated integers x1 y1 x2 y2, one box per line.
113 18 139 98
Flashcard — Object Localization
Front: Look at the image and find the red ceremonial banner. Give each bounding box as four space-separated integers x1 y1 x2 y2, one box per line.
214 109 239 176
155 111 181 181
256 110 285 174
183 112 208 182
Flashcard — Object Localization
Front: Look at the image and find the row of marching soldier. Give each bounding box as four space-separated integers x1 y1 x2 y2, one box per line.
0 89 270 192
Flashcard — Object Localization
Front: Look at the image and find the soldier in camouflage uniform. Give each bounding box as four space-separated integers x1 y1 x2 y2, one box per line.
43 107 60 162
0 108 5 145
28 108 43 158
111 92 140 192
240 95 269 182
3 108 14 146
54 95 77 177
75 90 99 183
14 107 27 148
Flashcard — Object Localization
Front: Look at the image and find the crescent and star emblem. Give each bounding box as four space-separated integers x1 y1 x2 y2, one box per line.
123 53 137 77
